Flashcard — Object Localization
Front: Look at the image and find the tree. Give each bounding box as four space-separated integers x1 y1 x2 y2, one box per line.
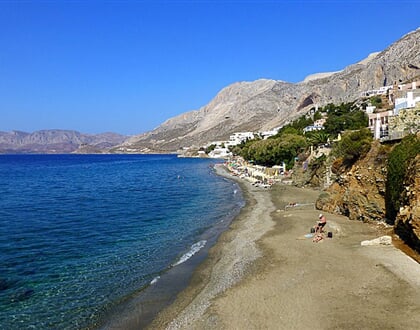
313 111 323 121
243 134 307 168
305 130 330 146
323 102 368 137
273 116 313 138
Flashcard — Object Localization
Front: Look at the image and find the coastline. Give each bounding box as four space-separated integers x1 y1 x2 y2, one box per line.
148 164 420 329
148 164 276 329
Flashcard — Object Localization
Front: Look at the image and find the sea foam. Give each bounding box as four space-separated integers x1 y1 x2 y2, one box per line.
150 276 160 285
173 240 207 266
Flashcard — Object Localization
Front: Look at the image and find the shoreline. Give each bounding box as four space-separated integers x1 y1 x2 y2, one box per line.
148 165 420 329
148 164 276 329
97 162 245 330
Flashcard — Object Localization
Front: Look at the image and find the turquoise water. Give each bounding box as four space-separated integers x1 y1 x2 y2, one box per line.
0 154 243 329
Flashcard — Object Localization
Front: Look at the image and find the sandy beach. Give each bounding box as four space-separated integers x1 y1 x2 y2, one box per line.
148 166 420 329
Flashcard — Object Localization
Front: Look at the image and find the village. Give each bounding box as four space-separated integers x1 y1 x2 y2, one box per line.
204 79 420 187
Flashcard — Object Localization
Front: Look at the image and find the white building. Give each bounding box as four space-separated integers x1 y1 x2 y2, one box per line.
368 84 420 140
394 90 420 114
225 132 255 147
208 147 232 158
361 85 393 97
260 129 279 139
365 106 376 114
368 110 393 139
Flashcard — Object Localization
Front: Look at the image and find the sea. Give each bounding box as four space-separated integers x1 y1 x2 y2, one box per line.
0 154 244 329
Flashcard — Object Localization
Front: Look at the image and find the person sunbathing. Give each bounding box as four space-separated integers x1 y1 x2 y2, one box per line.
313 233 323 242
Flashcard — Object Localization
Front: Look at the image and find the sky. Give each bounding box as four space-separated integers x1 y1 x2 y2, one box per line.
1 0 419 136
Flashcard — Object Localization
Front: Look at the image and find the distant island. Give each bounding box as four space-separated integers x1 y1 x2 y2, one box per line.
0 130 128 154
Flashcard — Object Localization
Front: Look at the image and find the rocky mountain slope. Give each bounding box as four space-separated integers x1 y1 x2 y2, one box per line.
119 28 420 153
0 130 127 154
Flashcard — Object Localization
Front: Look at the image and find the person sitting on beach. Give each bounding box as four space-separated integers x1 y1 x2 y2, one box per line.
315 214 327 233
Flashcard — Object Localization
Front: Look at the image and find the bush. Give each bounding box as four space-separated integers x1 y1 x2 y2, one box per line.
205 144 216 153
370 96 382 108
333 128 373 167
385 134 420 224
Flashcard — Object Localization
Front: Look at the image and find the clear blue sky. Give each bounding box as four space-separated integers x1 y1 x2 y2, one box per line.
1 0 419 135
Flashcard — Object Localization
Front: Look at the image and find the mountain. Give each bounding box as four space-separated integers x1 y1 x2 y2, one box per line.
0 130 128 154
118 28 420 153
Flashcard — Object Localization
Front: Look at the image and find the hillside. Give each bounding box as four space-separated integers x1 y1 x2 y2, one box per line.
313 135 420 254
0 130 128 154
315 140 389 222
117 28 420 153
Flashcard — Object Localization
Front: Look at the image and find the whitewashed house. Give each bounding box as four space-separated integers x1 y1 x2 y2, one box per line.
368 81 420 140
225 132 255 147
208 146 232 158
368 110 394 139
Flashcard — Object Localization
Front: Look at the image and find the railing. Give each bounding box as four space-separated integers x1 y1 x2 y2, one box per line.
380 131 406 142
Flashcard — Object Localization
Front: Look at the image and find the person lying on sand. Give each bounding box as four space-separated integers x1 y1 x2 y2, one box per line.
313 233 323 243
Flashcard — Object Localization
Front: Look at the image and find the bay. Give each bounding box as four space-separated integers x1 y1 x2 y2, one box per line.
0 154 243 329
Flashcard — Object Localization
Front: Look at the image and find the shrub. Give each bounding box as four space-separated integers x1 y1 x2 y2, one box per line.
370 96 382 108
205 144 216 153
385 134 420 224
333 128 373 167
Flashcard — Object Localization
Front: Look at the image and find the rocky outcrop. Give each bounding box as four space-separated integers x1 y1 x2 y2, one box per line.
394 154 420 251
119 28 420 153
315 137 420 253
0 130 128 154
361 235 392 246
315 141 389 222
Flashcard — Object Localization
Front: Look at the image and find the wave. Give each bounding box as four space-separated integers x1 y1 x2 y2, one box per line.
172 240 207 266
150 276 160 285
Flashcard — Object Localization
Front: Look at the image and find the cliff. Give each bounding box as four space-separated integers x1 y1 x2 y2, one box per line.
314 136 420 253
315 141 389 222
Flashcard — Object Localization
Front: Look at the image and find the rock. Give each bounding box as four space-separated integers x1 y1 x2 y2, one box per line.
361 235 392 246
315 141 388 221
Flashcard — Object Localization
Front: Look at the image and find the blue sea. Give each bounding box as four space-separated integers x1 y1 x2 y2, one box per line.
0 154 243 329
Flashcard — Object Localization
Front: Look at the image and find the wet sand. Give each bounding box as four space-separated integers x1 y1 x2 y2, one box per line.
149 166 420 329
